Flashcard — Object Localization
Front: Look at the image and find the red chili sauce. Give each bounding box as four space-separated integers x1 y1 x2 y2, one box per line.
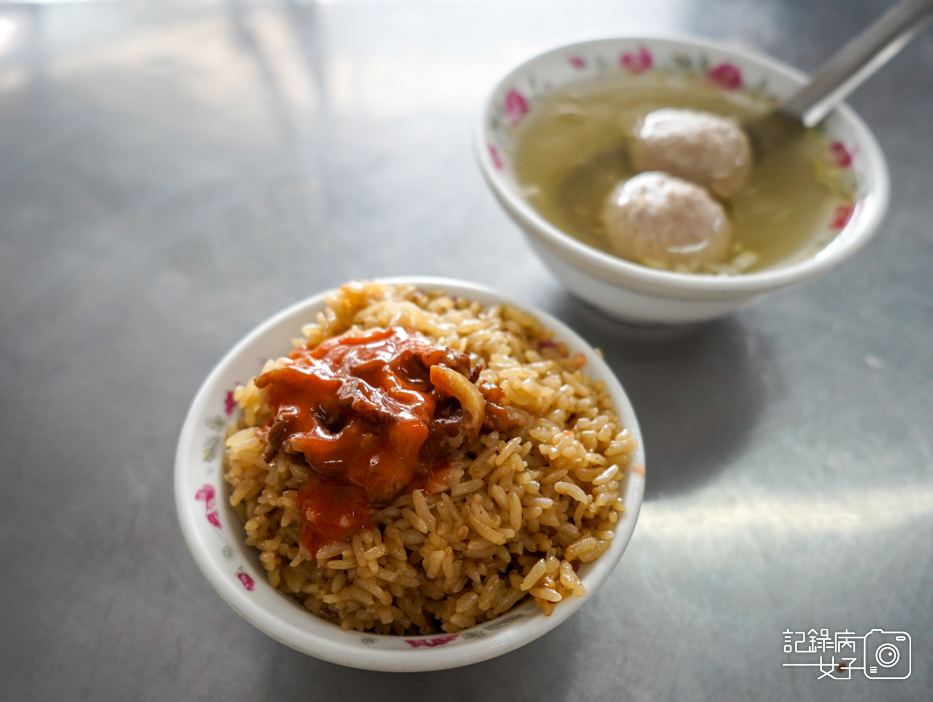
255 326 477 558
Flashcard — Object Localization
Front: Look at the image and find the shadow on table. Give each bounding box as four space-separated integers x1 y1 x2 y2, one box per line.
548 293 772 500
263 613 583 700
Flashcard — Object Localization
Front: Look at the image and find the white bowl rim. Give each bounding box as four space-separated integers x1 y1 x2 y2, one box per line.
175 275 646 672
475 34 891 298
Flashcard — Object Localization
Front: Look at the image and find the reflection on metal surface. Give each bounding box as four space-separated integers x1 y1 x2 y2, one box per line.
0 67 27 91
641 484 933 539
244 11 318 113
0 18 19 56
0 7 33 92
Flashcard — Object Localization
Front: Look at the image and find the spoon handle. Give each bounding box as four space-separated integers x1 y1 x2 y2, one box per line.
782 0 933 126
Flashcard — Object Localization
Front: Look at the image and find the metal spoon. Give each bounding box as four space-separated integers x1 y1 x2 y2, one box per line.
746 0 933 157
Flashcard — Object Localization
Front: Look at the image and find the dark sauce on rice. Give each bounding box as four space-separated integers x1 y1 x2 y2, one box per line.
255 326 497 558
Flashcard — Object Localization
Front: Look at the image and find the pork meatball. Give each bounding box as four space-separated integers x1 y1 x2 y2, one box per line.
629 108 752 198
601 171 732 268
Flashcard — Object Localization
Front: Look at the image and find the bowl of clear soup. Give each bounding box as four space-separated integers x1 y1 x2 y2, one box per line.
476 36 889 324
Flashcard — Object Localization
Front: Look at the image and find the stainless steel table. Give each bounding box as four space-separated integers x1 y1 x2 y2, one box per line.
2 1 930 699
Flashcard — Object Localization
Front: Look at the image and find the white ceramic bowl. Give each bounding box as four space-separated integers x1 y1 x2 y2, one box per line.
175 276 645 671
476 36 890 324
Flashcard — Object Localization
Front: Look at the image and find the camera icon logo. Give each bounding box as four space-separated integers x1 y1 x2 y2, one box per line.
863 629 911 679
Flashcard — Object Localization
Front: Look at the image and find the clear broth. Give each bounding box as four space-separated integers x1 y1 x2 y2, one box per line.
510 76 849 273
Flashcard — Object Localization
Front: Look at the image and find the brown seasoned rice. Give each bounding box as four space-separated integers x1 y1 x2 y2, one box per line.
223 281 637 634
